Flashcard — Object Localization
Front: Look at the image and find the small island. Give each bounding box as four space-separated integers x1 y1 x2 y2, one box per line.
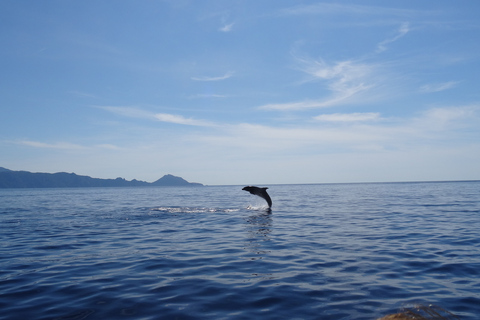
0 167 203 188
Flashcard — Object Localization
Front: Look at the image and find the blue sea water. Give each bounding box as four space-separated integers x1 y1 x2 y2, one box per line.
1 181 479 320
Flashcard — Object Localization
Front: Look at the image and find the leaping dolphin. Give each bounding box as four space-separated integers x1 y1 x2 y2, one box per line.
242 186 272 208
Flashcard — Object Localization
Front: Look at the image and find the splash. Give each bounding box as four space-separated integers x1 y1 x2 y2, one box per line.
246 205 271 212
151 206 239 214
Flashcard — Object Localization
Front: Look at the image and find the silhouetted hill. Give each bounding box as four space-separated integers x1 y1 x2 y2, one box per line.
152 174 203 186
0 168 203 188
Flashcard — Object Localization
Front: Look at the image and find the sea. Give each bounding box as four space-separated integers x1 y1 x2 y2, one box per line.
1 181 479 320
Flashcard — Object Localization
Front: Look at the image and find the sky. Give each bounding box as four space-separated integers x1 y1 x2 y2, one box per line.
1 1 480 185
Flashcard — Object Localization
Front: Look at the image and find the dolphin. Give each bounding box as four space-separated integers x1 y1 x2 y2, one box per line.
242 186 272 208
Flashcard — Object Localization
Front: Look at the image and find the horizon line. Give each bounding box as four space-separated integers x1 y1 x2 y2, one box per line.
1 167 478 187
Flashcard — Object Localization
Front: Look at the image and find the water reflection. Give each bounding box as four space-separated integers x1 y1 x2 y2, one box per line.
243 210 272 259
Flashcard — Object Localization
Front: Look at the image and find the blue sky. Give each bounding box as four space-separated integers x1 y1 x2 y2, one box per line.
1 1 479 185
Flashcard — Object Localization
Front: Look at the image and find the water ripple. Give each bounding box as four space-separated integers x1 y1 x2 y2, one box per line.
1 183 479 319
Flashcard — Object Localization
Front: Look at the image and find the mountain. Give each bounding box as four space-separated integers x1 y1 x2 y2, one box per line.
152 174 203 187
0 168 203 188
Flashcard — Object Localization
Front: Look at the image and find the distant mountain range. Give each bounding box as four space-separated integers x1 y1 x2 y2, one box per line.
0 167 203 188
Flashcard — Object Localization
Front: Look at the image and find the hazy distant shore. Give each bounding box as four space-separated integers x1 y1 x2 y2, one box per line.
0 167 203 188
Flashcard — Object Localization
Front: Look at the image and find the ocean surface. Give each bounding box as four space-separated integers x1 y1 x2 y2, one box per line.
1 182 479 320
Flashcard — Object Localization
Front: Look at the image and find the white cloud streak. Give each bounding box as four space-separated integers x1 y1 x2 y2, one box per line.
23 106 477 156
14 140 122 151
9 106 477 185
154 113 214 126
17 140 87 150
195 105 479 156
219 23 234 32
188 93 229 99
376 22 410 52
191 71 234 81
314 112 380 122
97 106 215 127
415 105 478 130
419 81 458 93
96 106 154 119
260 58 375 110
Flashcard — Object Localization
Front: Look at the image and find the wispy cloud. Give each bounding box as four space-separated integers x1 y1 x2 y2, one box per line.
16 140 87 150
259 100 332 111
260 58 375 110
98 106 215 127
219 23 234 32
259 93 365 111
95 144 122 150
376 22 410 52
16 106 478 160
15 140 122 150
198 10 235 33
416 105 478 130
197 123 384 153
419 81 458 93
299 59 372 84
12 106 476 185
191 71 234 81
202 105 479 155
314 112 381 122
68 90 98 99
96 106 154 119
218 11 234 32
188 93 229 99
154 113 214 126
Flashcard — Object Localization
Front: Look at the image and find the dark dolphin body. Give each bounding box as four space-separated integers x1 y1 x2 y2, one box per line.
242 186 272 208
